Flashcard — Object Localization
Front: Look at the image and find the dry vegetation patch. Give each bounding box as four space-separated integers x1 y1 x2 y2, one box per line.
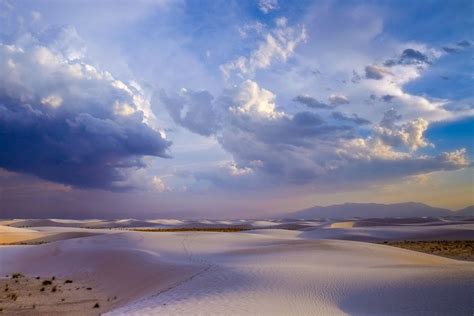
0 274 119 315
131 227 252 233
381 240 474 261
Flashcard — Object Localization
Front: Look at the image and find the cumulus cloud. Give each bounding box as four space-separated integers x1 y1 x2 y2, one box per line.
159 81 468 190
152 176 168 192
0 25 170 190
220 17 306 78
374 110 430 151
226 80 282 119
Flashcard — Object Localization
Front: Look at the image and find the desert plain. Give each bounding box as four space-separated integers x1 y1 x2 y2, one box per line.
0 217 473 315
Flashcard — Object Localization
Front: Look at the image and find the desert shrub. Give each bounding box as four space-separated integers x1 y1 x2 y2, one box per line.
132 227 251 233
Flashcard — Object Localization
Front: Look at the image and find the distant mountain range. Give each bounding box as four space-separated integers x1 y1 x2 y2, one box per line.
456 205 474 216
287 202 474 219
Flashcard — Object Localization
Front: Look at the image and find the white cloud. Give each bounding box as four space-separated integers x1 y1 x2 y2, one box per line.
160 80 469 190
152 176 168 192
41 94 63 108
373 110 430 151
220 18 306 78
113 100 136 116
439 149 469 166
228 80 283 119
228 162 253 176
258 0 278 14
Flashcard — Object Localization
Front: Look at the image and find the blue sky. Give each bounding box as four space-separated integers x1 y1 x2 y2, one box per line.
0 0 472 218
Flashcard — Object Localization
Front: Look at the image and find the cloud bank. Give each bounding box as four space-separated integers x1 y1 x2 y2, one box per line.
159 79 469 190
0 23 170 190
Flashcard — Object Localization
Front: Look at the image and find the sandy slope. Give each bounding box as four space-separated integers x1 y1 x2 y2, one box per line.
0 225 101 245
1 221 473 315
330 221 356 228
108 232 473 315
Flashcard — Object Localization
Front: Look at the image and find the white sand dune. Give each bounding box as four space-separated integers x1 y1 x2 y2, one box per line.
0 225 38 233
0 225 103 244
1 225 473 315
109 231 473 315
250 220 281 227
302 222 474 241
329 221 356 228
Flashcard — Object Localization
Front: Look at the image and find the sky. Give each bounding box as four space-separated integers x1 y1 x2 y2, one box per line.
0 0 473 219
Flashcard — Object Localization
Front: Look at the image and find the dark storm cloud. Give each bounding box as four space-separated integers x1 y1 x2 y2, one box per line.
293 95 333 109
0 29 171 190
0 95 170 190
